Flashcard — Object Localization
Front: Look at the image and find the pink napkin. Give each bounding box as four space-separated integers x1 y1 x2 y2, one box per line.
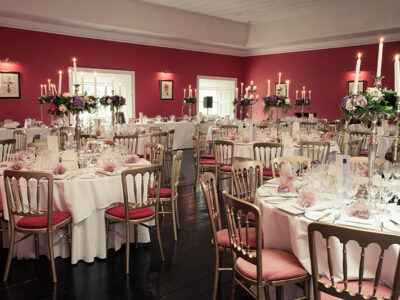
11 161 24 170
242 137 250 143
96 129 101 136
103 162 116 173
269 138 277 143
298 191 315 208
141 129 146 134
348 202 370 219
126 155 139 164
11 153 24 162
229 133 237 141
53 164 67 175
277 170 295 193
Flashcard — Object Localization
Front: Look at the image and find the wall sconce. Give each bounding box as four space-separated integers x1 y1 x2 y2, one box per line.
0 57 17 64
163 69 171 74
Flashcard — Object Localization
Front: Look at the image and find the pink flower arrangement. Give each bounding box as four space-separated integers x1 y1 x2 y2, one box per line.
103 162 116 172
354 95 367 107
298 190 315 208
126 155 140 164
53 164 67 175
348 202 370 219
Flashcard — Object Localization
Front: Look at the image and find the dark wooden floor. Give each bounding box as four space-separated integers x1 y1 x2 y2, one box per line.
0 149 253 300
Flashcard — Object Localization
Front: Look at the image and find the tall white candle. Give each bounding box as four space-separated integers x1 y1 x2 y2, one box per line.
112 77 115 92
286 80 290 98
104 84 108 96
395 55 400 95
245 87 249 98
194 89 196 98
118 83 122 96
352 53 362 95
48 79 51 93
235 88 238 98
250 80 254 86
189 85 192 98
81 72 84 94
267 80 270 97
184 88 186 98
240 82 244 96
73 58 78 84
309 90 312 100
52 84 57 95
44 85 47 95
296 90 299 99
278 72 282 85
302 86 306 99
40 84 43 96
58 71 62 94
377 37 384 77
94 72 97 97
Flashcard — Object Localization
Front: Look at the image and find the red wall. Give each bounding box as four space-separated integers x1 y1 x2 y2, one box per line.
0 27 244 124
244 41 400 121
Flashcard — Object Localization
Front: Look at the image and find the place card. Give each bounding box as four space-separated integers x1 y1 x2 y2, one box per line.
62 150 78 171
47 136 59 152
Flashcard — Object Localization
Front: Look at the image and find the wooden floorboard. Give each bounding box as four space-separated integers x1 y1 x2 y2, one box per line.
0 149 254 299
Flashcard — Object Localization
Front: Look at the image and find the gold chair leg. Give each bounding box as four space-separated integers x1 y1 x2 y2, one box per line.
194 166 199 192
35 233 40 260
171 198 178 242
212 249 220 300
304 277 310 299
3 227 15 281
47 231 57 283
105 218 110 251
276 285 283 300
67 222 72 256
230 265 236 300
174 197 180 230
134 224 138 249
155 212 165 261
125 222 130 274
264 286 270 300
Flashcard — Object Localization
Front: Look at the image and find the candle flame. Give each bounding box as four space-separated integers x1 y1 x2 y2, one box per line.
357 52 362 58
380 37 384 43
59 70 62 75
73 57 76 62
278 72 282 75
286 80 290 83
396 55 399 60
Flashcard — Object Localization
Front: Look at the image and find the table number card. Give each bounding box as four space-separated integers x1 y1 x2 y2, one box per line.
62 150 78 171
47 136 59 152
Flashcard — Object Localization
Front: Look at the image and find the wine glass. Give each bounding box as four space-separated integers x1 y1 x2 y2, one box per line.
382 162 393 180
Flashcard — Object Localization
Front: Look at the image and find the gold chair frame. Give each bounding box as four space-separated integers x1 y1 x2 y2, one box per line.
271 156 311 178
214 140 234 186
253 142 284 179
0 139 16 162
13 129 27 151
143 142 164 165
300 141 330 164
193 135 215 192
231 160 263 202
113 134 139 155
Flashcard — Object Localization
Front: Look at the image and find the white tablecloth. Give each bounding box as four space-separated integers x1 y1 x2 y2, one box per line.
0 128 51 143
377 136 394 158
0 163 153 264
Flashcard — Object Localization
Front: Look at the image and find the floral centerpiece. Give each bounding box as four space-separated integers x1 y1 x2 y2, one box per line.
182 97 196 105
262 94 291 117
100 95 126 110
295 98 311 106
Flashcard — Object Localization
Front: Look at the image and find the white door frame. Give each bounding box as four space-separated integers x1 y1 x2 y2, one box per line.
196 75 237 116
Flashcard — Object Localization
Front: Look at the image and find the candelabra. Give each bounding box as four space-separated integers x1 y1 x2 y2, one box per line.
74 83 81 155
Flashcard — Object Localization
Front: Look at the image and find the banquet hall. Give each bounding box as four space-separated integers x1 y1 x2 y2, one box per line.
1 0 400 299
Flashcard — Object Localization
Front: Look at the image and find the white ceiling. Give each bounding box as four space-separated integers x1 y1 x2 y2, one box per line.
0 0 399 56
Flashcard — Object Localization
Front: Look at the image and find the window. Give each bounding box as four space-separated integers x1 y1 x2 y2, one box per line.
68 67 135 124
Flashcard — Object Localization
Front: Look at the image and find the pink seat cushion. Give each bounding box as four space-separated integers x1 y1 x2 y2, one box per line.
236 248 307 281
106 205 154 220
218 165 232 172
199 160 215 165
17 212 70 229
360 151 368 156
248 212 255 222
138 154 144 158
0 203 3 212
148 187 176 198
386 151 393 156
200 154 215 159
206 140 213 143
164 150 172 155
319 277 393 299
216 228 256 248
263 168 279 177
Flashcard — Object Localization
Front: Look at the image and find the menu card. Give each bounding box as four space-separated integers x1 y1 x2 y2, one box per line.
62 150 78 171
335 154 350 188
47 136 59 152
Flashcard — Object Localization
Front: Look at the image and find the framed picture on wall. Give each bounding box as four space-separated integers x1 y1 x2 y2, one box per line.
160 80 173 100
274 83 287 97
347 80 366 95
0 71 21 99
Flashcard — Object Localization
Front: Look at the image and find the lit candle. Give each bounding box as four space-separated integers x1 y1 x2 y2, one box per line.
352 53 362 95
58 71 62 94
194 89 196 98
296 90 299 99
240 82 244 96
302 86 306 99
286 80 290 98
250 80 254 86
395 55 400 95
377 37 384 77
267 80 270 97
104 84 108 96
73 58 78 84
48 79 51 93
184 88 186 98
309 90 312 100
52 84 57 95
94 72 97 97
44 84 47 95
112 77 115 92
250 94 254 99
235 87 238 98
278 72 282 85
256 94 259 100
245 87 249 98
189 85 192 98
118 83 122 96
40 84 43 96
81 71 84 94
253 85 257 91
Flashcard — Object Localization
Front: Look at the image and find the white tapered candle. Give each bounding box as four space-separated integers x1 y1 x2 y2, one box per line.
377 38 384 77
352 53 362 95
58 71 62 94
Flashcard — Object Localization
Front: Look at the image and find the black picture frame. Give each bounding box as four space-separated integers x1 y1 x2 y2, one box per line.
347 80 366 95
0 71 21 99
160 80 173 100
274 82 287 97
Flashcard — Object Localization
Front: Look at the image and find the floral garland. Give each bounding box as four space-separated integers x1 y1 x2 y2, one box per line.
262 94 291 115
182 97 196 104
100 95 126 110
38 93 98 116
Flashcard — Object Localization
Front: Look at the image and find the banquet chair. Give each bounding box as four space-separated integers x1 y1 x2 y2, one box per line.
150 132 168 150
143 142 164 165
150 126 162 133
105 165 164 274
194 135 216 192
222 192 309 300
113 134 139 155
212 129 227 143
349 131 371 156
2 170 72 283
198 130 211 155
253 142 284 179
347 139 363 157
231 160 263 201
80 134 97 148
271 156 311 178
349 156 389 168
158 151 182 241
199 121 209 132
200 173 256 300
0 200 6 248
300 122 316 131
308 222 400 300
0 139 16 162
300 141 330 164
220 125 238 135
214 140 234 188
32 134 41 143
13 129 27 151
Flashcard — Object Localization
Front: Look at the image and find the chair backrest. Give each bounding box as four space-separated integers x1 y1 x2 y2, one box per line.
199 121 209 132
199 173 223 246
271 156 311 177
120 165 162 219
222 192 262 284
300 122 316 131
214 140 234 167
348 139 363 157
113 134 139 154
300 141 330 164
3 170 54 228
143 142 164 165
211 129 227 142
308 222 400 300
197 130 209 154
32 134 41 143
80 134 96 147
0 139 16 162
192 134 199 164
349 156 388 168
220 125 238 135
253 142 284 169
231 160 263 202
349 131 371 151
170 151 183 197
150 132 168 151
13 130 27 151
150 126 162 133
167 129 175 152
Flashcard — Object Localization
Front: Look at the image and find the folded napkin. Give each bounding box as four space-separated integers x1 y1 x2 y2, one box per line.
10 161 24 170
241 137 250 143
11 153 24 162
348 202 371 220
126 155 139 164
53 164 67 175
3 122 20 129
297 190 315 208
103 162 117 173
277 171 296 193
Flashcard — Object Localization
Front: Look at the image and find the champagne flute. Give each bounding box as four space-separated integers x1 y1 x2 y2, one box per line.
382 162 393 180
393 162 400 179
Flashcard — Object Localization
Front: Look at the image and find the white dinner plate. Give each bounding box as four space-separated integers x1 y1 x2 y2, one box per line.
382 217 400 233
97 169 122 176
304 210 332 221
53 171 72 180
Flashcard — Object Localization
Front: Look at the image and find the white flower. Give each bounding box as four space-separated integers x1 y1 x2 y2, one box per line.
59 104 67 112
372 97 379 102
261 101 266 107
62 92 70 98
107 98 112 104
345 100 353 111
285 98 290 105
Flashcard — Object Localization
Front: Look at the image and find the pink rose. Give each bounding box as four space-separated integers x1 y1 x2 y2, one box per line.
355 95 367 107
